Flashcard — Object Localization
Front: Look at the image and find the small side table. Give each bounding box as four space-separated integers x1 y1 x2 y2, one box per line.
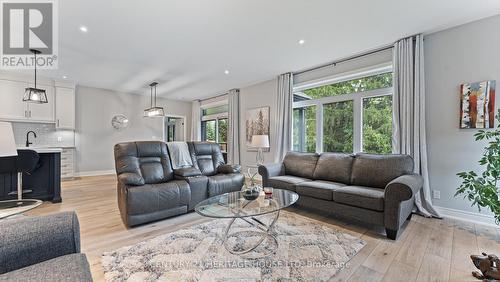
0 199 42 219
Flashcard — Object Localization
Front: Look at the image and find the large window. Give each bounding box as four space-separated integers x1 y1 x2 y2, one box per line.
201 104 228 152
293 70 393 154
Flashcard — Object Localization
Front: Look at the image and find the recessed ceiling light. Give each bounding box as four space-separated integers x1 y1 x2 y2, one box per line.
224 70 230 75
62 75 68 79
298 39 306 45
79 26 88 33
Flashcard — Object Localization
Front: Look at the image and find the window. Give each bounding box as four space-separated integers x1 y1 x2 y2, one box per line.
293 106 316 153
201 104 228 152
323 101 353 153
362 95 392 154
293 69 393 154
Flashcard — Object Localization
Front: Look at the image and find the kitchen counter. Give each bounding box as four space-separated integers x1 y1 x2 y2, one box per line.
17 147 63 153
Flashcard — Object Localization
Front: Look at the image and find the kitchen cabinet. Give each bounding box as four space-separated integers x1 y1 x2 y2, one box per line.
0 80 28 121
61 148 75 179
0 79 55 123
27 83 55 122
55 87 76 129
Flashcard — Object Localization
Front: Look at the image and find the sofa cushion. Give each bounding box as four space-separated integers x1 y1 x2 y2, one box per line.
351 153 414 188
313 153 354 184
332 185 385 211
283 151 319 179
295 180 346 201
126 180 190 215
268 175 310 192
114 141 174 185
207 173 245 197
0 253 92 282
187 142 225 176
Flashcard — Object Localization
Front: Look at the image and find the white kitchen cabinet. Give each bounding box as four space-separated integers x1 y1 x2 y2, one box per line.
0 79 57 123
27 83 55 122
0 80 29 121
55 87 75 129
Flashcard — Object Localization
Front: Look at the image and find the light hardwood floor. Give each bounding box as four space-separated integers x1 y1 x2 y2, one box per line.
27 175 500 281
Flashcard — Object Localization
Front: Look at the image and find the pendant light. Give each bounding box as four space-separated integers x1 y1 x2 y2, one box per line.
23 49 48 104
143 82 165 117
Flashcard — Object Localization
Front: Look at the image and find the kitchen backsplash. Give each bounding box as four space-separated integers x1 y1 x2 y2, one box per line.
12 122 75 148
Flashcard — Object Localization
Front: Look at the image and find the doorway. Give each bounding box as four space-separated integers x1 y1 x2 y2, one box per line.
164 115 186 142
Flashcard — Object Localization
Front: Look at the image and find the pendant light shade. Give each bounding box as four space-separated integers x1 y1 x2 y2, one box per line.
144 82 165 117
23 49 48 104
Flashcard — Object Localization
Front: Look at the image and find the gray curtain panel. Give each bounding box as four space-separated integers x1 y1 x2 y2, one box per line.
227 89 240 164
275 73 293 162
392 34 441 218
190 100 201 141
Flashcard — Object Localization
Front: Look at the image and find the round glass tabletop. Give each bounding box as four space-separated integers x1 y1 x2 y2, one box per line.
195 188 299 219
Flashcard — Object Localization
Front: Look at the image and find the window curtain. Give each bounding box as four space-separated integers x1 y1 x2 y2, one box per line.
227 89 240 164
190 100 201 141
275 73 293 162
392 34 441 218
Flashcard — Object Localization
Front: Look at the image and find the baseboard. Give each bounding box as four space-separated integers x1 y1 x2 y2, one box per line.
434 206 497 227
75 170 116 177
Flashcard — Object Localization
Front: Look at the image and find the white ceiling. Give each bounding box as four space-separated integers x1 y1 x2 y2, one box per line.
28 0 500 100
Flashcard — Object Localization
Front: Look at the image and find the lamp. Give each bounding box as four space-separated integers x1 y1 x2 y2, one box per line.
144 82 165 117
0 122 18 157
251 135 270 165
23 49 48 104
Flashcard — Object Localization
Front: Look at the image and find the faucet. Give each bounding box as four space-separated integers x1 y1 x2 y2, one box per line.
26 131 37 147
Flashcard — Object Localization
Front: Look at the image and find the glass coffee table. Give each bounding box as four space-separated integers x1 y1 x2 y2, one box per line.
195 188 298 255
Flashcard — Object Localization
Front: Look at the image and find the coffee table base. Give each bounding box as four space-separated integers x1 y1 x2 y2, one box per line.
222 210 280 256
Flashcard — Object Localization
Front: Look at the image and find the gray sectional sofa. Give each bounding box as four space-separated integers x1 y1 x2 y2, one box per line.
114 141 244 227
259 151 423 239
0 212 92 281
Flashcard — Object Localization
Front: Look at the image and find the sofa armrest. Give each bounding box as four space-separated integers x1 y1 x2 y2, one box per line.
118 172 144 186
385 173 423 202
384 173 423 232
0 211 81 274
174 167 202 178
217 164 241 174
258 162 285 187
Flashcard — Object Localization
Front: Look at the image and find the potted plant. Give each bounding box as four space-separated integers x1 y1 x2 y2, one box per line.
456 110 500 224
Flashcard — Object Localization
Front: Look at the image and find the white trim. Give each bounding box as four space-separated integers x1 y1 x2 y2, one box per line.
293 62 392 92
200 98 228 109
434 206 497 227
76 170 116 177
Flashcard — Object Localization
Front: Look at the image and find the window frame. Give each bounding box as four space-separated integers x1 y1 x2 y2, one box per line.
201 102 229 152
292 64 393 154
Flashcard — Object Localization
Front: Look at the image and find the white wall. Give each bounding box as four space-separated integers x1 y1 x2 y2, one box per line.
75 86 192 174
425 15 500 215
239 78 279 171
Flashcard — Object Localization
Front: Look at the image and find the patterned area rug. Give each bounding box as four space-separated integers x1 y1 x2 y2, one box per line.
102 211 365 281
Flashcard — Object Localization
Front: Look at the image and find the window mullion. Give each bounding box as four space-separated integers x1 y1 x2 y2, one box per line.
353 97 362 153
317 102 323 153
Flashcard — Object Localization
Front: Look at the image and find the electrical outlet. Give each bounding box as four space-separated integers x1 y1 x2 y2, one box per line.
433 190 441 199
57 136 62 142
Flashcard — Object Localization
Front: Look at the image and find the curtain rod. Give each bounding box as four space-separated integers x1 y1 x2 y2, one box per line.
293 44 394 76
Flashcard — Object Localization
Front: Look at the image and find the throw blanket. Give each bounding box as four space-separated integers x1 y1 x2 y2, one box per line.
166 142 193 169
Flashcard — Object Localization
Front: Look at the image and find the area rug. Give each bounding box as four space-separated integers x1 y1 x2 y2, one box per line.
102 211 365 281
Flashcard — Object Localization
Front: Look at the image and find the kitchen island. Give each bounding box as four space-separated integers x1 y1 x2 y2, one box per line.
0 147 62 203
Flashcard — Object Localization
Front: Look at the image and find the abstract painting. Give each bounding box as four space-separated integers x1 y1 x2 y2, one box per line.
245 106 270 150
460 80 496 129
